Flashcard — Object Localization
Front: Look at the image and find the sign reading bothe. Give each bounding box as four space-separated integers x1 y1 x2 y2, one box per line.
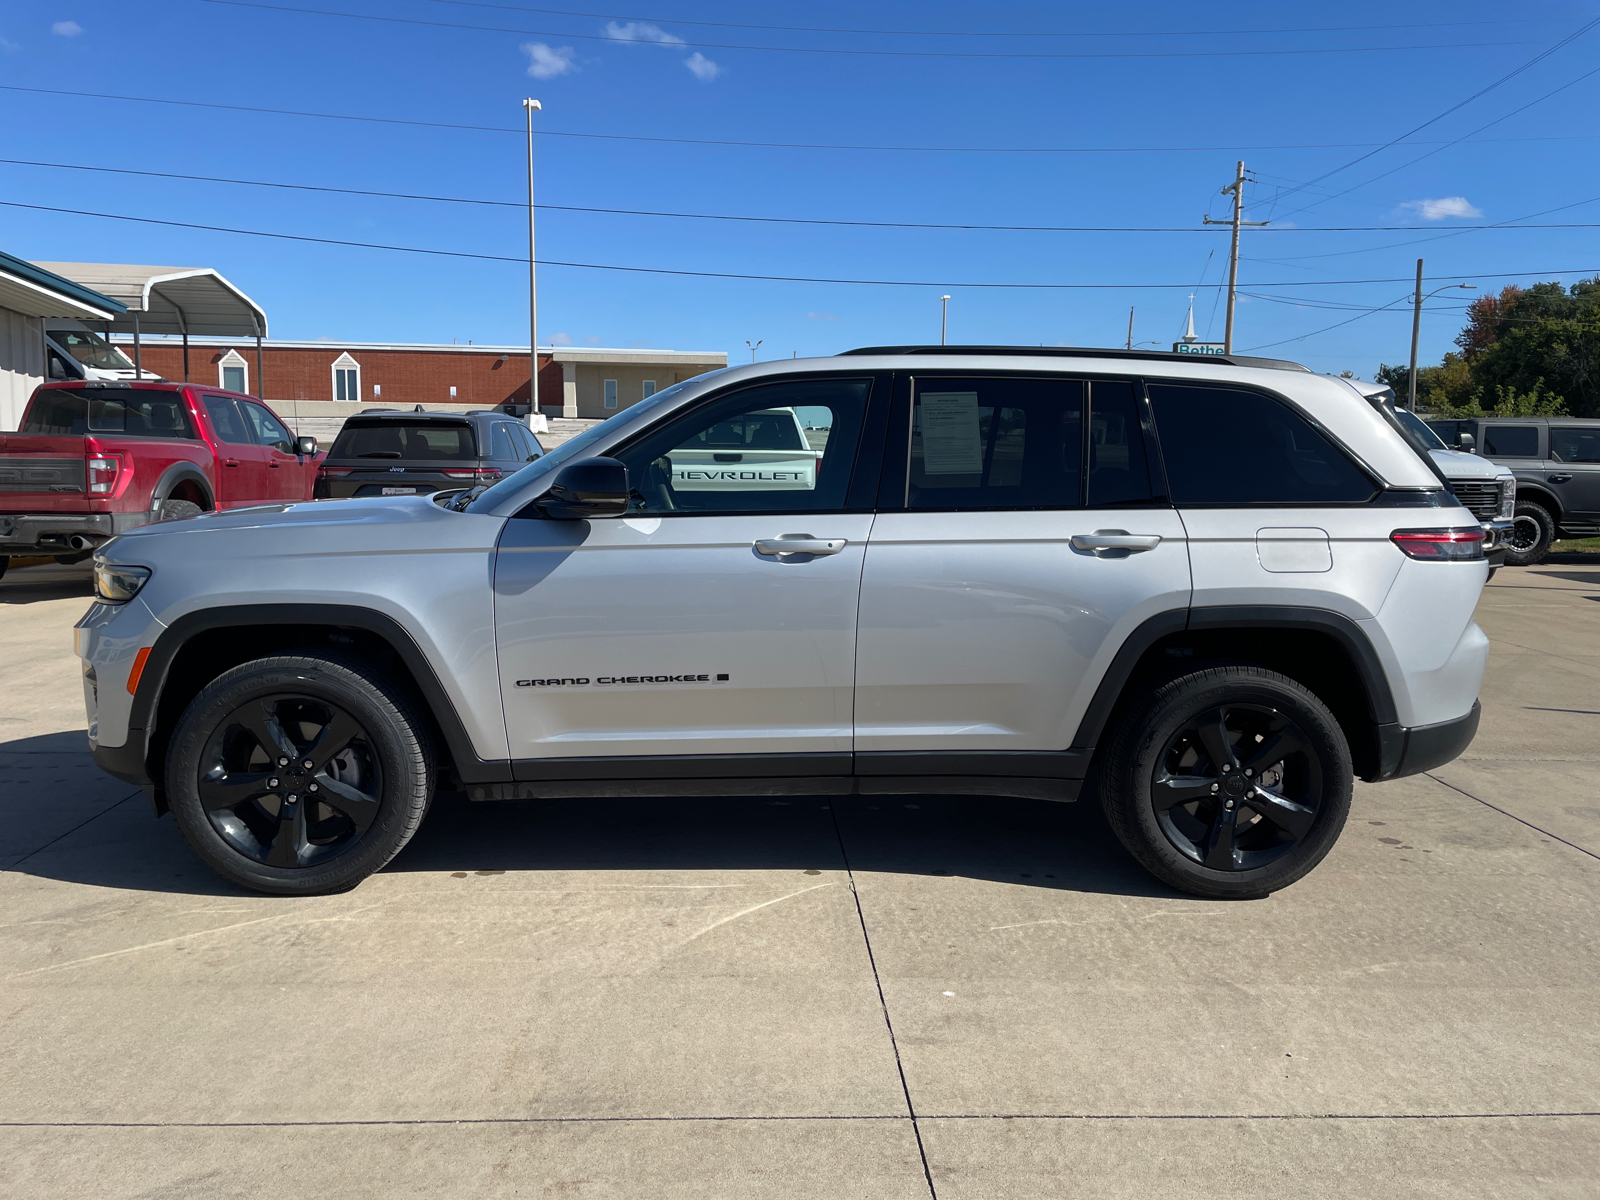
1173 342 1228 356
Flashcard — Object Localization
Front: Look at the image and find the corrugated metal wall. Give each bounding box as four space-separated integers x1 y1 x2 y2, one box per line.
0 307 44 431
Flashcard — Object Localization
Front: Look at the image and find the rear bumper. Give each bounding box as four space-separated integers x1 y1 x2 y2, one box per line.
0 511 141 555
1376 701 1481 781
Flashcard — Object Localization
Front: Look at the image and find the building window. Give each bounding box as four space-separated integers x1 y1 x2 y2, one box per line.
604 379 618 409
219 349 248 394
642 380 657 399
331 352 360 403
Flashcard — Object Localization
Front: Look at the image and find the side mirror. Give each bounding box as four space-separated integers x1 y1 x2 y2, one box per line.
1456 432 1476 452
296 435 318 457
540 457 630 519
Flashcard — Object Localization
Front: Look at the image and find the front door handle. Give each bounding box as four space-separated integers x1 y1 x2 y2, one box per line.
1549 473 1573 484
224 459 240 467
1071 529 1162 554
755 535 847 557
267 462 281 469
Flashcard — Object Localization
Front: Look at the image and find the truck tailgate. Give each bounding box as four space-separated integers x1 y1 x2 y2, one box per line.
0 436 87 505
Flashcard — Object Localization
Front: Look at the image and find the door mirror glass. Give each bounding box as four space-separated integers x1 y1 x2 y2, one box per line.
1455 431 1476 451
296 435 318 457
540 457 630 519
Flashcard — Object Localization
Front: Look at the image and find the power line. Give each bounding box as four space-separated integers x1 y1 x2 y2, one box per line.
7 84 1597 156
9 154 1600 235
421 1 1556 41
1267 14 1600 206
1243 294 1418 351
5 197 1595 292
200 0 1530 60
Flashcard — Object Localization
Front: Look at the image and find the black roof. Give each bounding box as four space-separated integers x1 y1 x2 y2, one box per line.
345 408 487 421
837 345 1310 372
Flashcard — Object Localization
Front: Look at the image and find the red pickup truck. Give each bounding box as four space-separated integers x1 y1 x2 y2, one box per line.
0 381 320 576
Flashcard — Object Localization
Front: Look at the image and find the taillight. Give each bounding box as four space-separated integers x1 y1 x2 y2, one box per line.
87 455 122 495
442 468 501 481
320 467 354 477
476 467 502 481
440 469 476 479
1391 527 1486 560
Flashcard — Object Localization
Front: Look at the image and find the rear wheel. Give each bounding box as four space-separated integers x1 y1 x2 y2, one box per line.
166 654 433 895
1504 501 1555 566
1100 666 1353 899
158 498 203 522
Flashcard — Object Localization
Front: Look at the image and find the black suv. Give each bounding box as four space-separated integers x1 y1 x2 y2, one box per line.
315 409 543 500
1425 417 1600 564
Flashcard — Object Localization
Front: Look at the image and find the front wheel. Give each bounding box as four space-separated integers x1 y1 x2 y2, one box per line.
1504 501 1555 566
166 654 434 895
1100 666 1353 899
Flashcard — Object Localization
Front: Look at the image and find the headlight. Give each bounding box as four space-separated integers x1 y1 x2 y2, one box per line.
94 561 151 604
1498 478 1516 521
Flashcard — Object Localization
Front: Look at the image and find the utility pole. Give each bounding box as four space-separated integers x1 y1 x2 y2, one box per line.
524 97 541 418
1408 258 1424 412
1203 161 1268 355
1126 306 1135 350
940 295 951 345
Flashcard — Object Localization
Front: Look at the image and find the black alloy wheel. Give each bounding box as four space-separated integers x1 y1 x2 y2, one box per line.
167 654 433 895
1099 665 1353 899
1504 500 1555 566
1152 704 1320 872
198 694 382 869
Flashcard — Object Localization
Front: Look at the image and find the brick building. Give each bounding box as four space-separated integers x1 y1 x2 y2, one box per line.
111 337 726 420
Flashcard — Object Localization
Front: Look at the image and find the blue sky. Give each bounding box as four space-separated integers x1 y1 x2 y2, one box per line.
3 2 1598 375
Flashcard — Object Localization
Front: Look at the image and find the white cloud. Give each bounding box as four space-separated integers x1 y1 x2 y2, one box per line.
684 51 721 81
1400 196 1483 221
0 35 21 52
52 20 82 36
522 41 577 79
548 332 574 346
605 20 684 45
807 311 839 322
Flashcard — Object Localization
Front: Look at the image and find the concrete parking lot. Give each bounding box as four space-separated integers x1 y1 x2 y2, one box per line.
2 556 1596 1198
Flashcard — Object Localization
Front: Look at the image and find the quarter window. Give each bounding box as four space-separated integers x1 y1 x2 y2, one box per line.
489 422 518 462
1551 429 1600 464
1484 425 1540 458
615 378 870 514
909 377 1083 510
1148 383 1376 505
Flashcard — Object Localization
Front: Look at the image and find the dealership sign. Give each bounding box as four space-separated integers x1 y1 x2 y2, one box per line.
1173 342 1228 356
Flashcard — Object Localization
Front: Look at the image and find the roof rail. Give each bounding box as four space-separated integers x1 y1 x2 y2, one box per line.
836 345 1309 372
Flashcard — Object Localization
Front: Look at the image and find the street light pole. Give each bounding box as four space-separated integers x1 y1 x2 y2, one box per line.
746 339 763 363
524 97 541 419
1126 305 1135 350
1406 261 1476 411
940 295 951 345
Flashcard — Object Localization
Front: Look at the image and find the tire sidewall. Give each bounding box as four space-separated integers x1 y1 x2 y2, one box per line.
166 657 429 895
1504 502 1554 567
1110 670 1353 898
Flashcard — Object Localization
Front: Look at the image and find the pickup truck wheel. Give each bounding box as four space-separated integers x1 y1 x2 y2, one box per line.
158 498 203 522
1503 501 1555 566
165 654 434 896
1100 666 1353 900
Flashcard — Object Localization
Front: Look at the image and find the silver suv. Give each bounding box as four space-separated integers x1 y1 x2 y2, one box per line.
78 348 1491 899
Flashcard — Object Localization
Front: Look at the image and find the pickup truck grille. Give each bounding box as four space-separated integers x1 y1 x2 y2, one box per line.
0 457 86 493
1450 479 1502 521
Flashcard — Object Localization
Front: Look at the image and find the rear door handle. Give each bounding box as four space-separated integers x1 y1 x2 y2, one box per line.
755 535 847 557
224 459 240 467
1071 529 1162 553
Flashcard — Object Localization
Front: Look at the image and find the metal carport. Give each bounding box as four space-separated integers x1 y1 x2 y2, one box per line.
31 263 269 393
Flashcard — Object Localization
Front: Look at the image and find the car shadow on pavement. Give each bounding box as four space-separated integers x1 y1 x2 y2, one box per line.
0 560 95 604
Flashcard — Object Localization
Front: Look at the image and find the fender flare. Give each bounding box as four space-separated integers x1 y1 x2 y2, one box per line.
147 461 215 512
1513 483 1563 521
127 602 509 793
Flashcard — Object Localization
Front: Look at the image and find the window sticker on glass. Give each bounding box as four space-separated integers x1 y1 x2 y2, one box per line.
919 392 984 475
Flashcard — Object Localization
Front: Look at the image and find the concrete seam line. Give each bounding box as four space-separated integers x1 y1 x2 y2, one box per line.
2 1112 1595 1128
8 789 141 868
1425 773 1600 862
827 799 939 1200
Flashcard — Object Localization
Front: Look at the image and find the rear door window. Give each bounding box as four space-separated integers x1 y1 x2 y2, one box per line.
909 376 1083 510
22 388 195 438
202 395 254 445
1483 424 1540 457
329 422 476 460
1551 428 1600 463
1148 383 1376 505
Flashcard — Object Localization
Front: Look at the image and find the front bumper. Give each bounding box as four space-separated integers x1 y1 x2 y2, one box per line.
1482 518 1512 566
0 511 143 556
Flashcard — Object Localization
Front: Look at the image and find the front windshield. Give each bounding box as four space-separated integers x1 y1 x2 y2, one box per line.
1395 409 1447 450
51 328 135 371
465 376 701 513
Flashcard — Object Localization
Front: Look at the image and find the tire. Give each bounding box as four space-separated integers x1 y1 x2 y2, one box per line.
0 557 7 582
165 654 434 896
158 498 203 522
1503 500 1555 566
1099 666 1354 900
